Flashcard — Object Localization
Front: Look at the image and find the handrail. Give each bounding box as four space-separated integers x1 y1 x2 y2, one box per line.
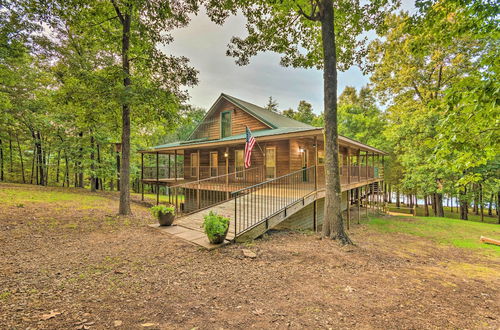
231 166 317 238
231 166 314 195
168 166 266 217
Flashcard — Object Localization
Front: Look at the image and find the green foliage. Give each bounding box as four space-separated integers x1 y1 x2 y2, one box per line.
150 205 175 218
368 0 499 207
265 96 280 113
202 211 230 242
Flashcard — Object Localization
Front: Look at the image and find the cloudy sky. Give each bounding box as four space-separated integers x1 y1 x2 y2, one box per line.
161 1 415 114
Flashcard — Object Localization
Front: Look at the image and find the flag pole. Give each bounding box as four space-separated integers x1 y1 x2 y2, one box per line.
246 126 264 155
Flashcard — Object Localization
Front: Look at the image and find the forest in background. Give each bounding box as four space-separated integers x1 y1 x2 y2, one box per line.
1 0 498 221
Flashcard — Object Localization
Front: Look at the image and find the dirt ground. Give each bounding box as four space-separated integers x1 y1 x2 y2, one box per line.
1 183 499 329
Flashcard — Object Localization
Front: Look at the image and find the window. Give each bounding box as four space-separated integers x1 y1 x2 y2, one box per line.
220 111 231 138
210 152 218 177
265 147 276 179
235 150 244 178
190 153 198 178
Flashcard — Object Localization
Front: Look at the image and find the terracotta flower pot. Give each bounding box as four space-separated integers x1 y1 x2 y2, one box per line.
158 213 175 226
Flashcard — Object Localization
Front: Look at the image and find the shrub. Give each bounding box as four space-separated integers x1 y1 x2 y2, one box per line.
203 211 230 243
150 205 175 218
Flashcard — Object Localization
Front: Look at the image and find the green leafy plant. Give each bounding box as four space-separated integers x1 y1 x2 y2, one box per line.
150 205 175 218
203 211 230 244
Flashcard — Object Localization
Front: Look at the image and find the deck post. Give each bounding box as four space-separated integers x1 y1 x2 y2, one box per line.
141 153 144 201
346 189 350 230
314 136 318 190
357 187 360 224
168 153 171 179
156 152 159 205
313 199 317 232
365 185 369 219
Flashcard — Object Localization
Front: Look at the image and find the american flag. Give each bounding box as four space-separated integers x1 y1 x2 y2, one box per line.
244 126 256 168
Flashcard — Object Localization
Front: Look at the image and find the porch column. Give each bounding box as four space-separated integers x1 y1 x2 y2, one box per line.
347 149 351 185
174 150 178 182
314 136 318 190
365 152 369 180
225 147 229 199
168 154 171 179
358 152 361 182
141 153 144 201
156 152 159 205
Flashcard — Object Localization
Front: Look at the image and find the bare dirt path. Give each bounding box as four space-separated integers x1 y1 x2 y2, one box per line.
0 183 499 329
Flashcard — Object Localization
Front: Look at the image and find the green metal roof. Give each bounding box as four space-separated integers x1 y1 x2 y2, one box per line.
151 127 319 150
221 93 314 129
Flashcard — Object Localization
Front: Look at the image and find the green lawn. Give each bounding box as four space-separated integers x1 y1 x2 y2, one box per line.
387 203 498 224
132 192 185 204
368 215 500 256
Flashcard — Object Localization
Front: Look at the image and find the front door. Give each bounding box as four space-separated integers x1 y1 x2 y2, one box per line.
210 152 218 177
265 147 276 179
301 149 308 181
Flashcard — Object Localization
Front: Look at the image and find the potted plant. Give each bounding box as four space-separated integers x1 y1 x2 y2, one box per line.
150 205 176 226
203 211 230 244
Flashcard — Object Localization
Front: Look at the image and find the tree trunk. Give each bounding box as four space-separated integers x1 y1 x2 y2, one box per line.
320 0 351 244
90 135 96 192
97 143 103 190
118 7 132 215
396 189 400 208
497 192 499 224
436 193 444 217
488 193 493 216
473 184 479 215
56 149 60 183
424 195 429 216
77 132 84 188
8 133 13 173
460 186 468 220
0 139 4 181
388 184 392 204
34 132 44 186
16 137 25 183
30 145 35 184
479 183 483 222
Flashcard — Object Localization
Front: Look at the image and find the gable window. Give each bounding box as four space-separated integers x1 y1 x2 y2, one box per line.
220 111 232 138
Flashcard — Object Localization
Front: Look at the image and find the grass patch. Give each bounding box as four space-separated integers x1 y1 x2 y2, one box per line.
0 188 107 206
368 216 500 256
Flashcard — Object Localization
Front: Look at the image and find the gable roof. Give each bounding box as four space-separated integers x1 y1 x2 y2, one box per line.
221 93 314 129
187 93 313 141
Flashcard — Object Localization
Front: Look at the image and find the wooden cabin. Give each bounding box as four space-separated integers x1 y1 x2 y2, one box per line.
140 93 386 242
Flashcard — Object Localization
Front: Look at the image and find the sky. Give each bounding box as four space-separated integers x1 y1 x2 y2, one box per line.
161 1 416 114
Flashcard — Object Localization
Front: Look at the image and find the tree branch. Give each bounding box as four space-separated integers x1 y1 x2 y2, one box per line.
412 82 425 104
295 1 320 21
110 0 124 25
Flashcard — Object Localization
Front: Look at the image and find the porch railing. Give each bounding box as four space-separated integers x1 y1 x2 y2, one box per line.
231 166 316 237
168 166 266 216
143 166 184 180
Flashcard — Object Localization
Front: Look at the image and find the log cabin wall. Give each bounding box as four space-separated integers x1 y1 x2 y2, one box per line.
289 138 317 172
193 99 270 140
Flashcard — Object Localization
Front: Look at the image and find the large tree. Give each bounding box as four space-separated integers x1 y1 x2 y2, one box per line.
218 0 397 243
21 0 199 214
